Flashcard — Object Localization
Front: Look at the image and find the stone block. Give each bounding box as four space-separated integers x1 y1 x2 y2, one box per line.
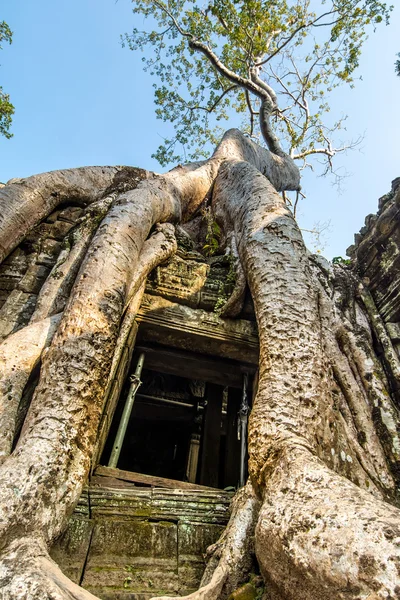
0 291 8 309
228 583 258 600
88 519 177 560
0 276 21 292
137 294 259 366
0 247 28 269
18 264 50 294
83 563 179 597
0 248 30 295
145 255 209 309
151 488 231 524
50 516 94 584
82 519 179 596
386 322 400 342
48 220 75 240
36 239 62 267
46 210 62 223
88 593 154 600
23 222 53 244
90 487 153 519
178 521 224 591
58 206 84 223
54 483 231 599
178 520 223 555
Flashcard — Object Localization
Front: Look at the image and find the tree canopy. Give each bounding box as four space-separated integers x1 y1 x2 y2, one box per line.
0 20 14 139
124 0 391 170
396 52 400 76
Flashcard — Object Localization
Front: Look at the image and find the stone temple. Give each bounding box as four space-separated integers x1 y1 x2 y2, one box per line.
0 174 399 599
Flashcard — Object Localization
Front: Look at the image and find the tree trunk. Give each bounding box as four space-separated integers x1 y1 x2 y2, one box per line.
0 129 399 599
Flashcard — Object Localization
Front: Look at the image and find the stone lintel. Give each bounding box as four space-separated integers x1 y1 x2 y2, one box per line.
136 294 259 366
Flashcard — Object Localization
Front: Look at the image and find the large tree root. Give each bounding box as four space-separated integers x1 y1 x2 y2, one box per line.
257 445 400 600
0 314 61 462
0 166 146 264
0 537 99 600
313 266 398 496
219 233 247 319
30 194 117 323
212 158 400 600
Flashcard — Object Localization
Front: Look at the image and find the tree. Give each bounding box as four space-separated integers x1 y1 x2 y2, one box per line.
0 3 400 600
396 52 400 76
123 0 390 178
0 20 14 139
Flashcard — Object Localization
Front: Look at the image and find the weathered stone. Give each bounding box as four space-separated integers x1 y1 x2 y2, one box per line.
145 251 254 316
36 238 62 267
228 583 258 600
56 206 84 223
53 482 231 599
146 254 209 309
82 518 178 596
50 516 94 584
351 180 400 323
18 264 50 294
47 219 75 240
137 294 259 365
0 290 37 339
23 222 54 245
45 210 62 223
178 521 225 590
392 177 400 193
0 248 30 304
386 322 400 342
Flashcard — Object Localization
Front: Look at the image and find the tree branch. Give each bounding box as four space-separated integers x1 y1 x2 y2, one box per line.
245 90 257 137
152 0 192 38
188 39 265 99
255 10 338 67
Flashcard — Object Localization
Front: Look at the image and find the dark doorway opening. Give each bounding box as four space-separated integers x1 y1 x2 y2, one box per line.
101 344 253 489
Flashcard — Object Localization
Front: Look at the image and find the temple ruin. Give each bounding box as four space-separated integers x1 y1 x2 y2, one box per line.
0 173 399 599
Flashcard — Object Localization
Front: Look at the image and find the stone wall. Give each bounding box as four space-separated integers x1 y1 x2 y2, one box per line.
347 177 400 355
0 204 83 338
51 479 231 599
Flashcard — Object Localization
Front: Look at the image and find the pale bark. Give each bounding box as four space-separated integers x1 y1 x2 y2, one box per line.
0 166 138 264
211 159 400 599
30 194 116 323
219 233 247 318
0 314 61 462
1 537 100 600
257 446 400 600
0 152 217 596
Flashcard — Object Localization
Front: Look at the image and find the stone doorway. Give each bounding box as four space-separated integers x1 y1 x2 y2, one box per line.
100 344 251 490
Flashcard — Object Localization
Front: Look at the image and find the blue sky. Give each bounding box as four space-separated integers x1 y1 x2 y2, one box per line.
1 0 399 259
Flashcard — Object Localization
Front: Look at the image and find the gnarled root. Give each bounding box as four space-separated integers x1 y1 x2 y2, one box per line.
0 314 62 462
151 481 260 600
0 537 99 600
256 445 400 600
219 234 247 319
0 166 142 264
124 222 178 308
30 194 116 323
